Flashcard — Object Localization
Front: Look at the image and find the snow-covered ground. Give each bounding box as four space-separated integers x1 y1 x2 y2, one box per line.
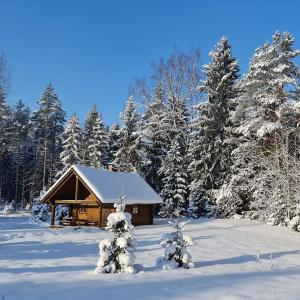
1 214 300 300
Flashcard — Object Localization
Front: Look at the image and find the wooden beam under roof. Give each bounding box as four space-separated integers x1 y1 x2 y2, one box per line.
54 200 97 205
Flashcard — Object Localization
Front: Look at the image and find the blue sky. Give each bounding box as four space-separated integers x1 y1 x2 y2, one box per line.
1 0 300 125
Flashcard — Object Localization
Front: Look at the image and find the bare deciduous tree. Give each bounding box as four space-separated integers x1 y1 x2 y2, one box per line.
0 50 10 97
152 47 201 107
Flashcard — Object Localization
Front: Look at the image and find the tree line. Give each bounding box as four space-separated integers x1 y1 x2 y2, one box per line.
1 31 300 231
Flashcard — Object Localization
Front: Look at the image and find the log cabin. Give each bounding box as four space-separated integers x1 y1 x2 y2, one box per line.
40 164 162 227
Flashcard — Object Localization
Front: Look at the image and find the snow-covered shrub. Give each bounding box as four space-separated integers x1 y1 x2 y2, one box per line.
158 219 194 270
55 205 70 224
10 199 17 212
25 203 31 212
95 196 136 274
287 216 300 232
287 205 300 231
30 197 49 222
2 203 13 215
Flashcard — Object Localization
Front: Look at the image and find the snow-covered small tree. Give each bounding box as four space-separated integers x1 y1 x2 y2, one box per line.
25 203 31 212
288 204 300 232
30 197 49 222
95 196 136 274
158 219 194 270
59 113 81 175
55 205 70 224
2 202 13 216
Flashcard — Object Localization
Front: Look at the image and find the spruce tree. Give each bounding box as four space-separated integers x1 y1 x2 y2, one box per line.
11 100 32 207
31 84 65 194
188 37 239 217
159 220 194 270
113 96 149 173
217 32 300 222
59 113 81 174
81 106 98 165
0 92 14 201
142 84 167 192
159 137 188 218
88 111 108 169
107 122 120 164
95 196 136 274
82 106 108 169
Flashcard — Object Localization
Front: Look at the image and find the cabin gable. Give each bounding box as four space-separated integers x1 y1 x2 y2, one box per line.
43 169 100 205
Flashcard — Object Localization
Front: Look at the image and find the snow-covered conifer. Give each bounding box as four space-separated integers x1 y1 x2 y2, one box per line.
88 112 108 169
107 122 120 164
11 100 32 207
2 202 13 216
82 106 108 168
159 137 188 218
0 93 14 203
216 32 300 225
95 196 136 274
31 84 65 192
158 219 194 269
30 197 49 222
142 84 167 192
188 37 239 217
59 113 81 174
113 96 149 173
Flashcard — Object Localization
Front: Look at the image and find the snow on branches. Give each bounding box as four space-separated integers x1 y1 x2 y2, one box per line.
158 219 194 270
2 203 13 216
30 197 49 222
95 196 136 274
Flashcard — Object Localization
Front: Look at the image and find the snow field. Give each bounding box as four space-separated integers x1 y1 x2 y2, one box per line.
1 216 300 299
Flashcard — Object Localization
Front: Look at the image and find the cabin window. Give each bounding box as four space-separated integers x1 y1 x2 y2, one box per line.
79 206 87 214
132 205 139 214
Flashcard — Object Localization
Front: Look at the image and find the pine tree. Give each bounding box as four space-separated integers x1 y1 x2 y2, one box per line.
159 137 189 218
95 196 136 274
113 96 149 173
188 37 239 217
59 113 81 174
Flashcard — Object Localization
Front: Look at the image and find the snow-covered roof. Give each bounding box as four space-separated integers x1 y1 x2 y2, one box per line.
41 164 162 204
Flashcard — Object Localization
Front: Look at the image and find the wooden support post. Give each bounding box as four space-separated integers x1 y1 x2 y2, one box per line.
75 176 79 200
98 204 102 228
51 202 56 226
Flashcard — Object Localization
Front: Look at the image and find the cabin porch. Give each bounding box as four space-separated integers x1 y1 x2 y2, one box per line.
50 200 101 227
48 171 102 227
